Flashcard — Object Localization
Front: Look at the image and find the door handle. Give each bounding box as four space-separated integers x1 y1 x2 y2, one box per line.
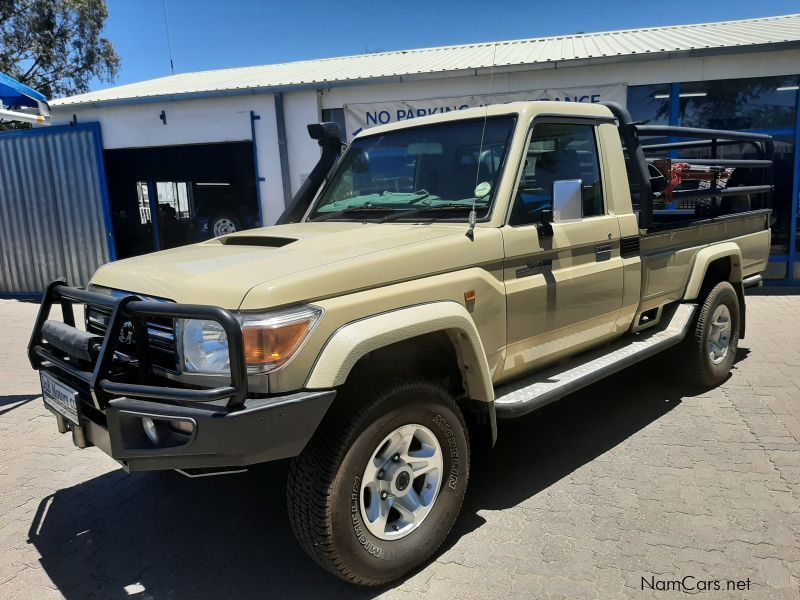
595 243 612 262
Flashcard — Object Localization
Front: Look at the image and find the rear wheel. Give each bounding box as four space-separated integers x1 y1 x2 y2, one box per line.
683 281 740 387
287 380 470 586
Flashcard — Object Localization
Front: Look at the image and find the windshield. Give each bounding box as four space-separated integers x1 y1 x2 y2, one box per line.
307 115 517 222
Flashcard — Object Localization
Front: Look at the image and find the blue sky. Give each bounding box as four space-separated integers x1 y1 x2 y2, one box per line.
96 0 800 89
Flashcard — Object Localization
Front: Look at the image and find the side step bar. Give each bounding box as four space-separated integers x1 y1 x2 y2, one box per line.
743 274 762 289
494 303 697 419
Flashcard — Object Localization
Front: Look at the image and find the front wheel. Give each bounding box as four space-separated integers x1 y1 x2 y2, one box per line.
287 380 470 586
682 280 741 387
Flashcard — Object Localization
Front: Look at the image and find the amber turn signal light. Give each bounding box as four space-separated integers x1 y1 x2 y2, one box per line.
243 320 312 366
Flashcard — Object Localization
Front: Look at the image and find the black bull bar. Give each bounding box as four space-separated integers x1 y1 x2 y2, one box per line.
28 281 248 410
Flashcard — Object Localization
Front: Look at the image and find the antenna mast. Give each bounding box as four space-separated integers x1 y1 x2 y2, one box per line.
162 0 176 75
466 42 498 241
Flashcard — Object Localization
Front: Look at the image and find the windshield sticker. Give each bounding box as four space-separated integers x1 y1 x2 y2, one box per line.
474 182 492 198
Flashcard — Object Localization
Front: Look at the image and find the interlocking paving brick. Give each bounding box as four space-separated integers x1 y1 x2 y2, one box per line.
1 295 799 599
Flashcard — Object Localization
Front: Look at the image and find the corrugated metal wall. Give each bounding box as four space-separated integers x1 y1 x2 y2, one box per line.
0 124 111 295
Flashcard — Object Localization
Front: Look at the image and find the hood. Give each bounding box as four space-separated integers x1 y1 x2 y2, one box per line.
90 222 497 309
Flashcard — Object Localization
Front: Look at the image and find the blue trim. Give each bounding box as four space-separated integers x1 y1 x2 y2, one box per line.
668 82 680 159
789 84 800 283
0 72 48 105
250 110 265 227
89 122 117 261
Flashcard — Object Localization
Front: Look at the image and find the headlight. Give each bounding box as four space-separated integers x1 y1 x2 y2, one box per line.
179 306 322 375
181 319 231 373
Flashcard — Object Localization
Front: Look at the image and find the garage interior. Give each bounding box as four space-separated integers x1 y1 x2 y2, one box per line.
104 141 260 259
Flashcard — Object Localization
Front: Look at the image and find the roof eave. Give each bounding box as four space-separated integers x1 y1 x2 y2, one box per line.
50 40 800 111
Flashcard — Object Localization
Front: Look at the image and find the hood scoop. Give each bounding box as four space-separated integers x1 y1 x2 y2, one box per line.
220 236 297 248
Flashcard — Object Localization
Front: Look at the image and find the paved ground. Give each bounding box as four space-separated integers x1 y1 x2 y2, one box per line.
1 295 799 599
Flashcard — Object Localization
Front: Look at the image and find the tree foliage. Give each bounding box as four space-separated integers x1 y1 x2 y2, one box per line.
0 0 120 101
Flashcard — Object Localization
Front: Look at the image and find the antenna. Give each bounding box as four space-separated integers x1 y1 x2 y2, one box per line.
466 42 498 241
162 0 175 75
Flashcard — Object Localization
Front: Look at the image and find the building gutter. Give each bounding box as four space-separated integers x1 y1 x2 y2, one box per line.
274 93 293 207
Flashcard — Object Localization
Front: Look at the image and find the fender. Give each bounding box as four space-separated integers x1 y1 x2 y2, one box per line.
305 301 495 402
683 242 743 301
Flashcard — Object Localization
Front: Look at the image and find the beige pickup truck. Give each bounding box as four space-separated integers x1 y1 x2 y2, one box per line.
29 100 771 585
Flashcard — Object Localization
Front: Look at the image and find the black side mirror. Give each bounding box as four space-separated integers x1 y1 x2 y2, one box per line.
537 209 554 237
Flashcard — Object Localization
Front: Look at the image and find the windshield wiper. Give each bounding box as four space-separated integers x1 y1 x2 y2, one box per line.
310 206 398 222
381 189 431 204
378 203 483 223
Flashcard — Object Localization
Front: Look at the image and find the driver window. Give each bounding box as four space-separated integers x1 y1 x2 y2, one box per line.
510 122 604 226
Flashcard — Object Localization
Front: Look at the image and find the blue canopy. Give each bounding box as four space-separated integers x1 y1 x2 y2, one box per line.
0 72 48 109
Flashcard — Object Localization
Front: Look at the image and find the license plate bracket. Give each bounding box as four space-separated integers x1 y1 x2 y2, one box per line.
40 371 80 425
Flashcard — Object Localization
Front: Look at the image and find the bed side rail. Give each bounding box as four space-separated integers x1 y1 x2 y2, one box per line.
602 102 774 228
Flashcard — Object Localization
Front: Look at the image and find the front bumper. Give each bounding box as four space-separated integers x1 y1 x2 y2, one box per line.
30 281 335 472
44 388 335 472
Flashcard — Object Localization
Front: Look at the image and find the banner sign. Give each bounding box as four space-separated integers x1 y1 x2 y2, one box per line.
343 83 627 140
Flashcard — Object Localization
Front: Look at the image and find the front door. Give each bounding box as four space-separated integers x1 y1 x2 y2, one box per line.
502 119 624 380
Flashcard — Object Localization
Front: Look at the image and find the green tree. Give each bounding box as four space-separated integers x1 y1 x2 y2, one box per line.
0 0 119 102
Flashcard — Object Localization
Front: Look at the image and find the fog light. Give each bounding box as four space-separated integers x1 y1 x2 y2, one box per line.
169 419 194 435
142 417 161 444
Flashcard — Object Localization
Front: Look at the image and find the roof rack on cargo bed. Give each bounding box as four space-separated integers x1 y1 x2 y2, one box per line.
603 102 774 229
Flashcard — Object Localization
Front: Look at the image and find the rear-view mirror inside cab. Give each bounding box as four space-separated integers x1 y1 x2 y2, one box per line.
407 142 443 155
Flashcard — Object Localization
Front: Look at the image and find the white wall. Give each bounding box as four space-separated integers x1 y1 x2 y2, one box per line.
56 95 257 148
281 90 322 195
51 94 290 225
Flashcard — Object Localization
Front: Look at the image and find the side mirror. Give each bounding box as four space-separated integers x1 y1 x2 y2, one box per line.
552 179 583 222
536 179 582 237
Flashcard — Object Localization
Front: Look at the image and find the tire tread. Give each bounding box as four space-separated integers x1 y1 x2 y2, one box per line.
287 379 468 586
684 280 739 387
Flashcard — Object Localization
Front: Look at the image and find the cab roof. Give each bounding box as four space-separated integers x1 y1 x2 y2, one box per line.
352 101 615 140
